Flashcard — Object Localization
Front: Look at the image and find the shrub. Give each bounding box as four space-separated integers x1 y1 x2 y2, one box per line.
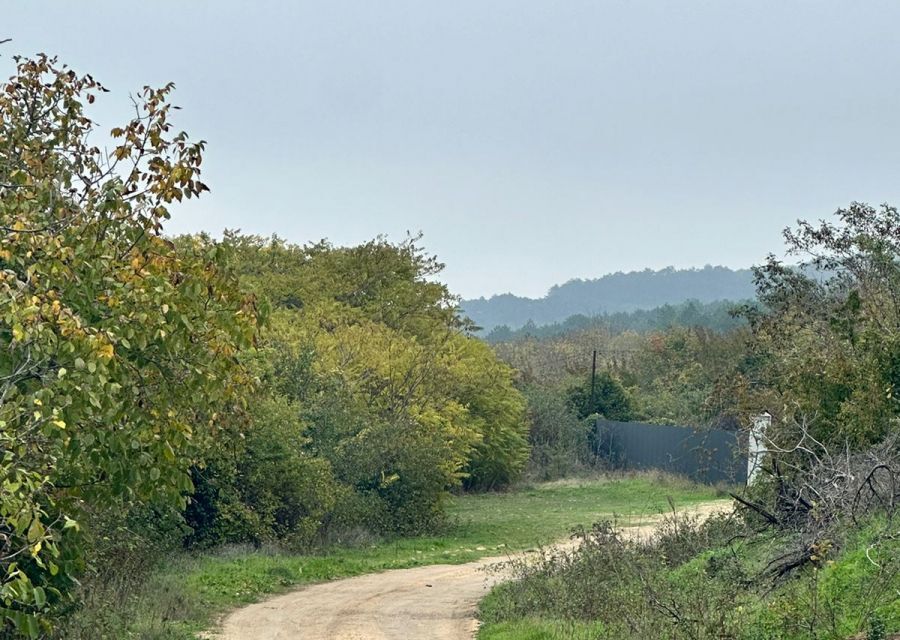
185 394 339 549
567 372 635 421
521 385 591 480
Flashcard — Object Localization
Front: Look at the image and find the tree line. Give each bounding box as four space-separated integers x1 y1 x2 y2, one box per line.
463 265 756 332
0 55 527 637
483 299 748 343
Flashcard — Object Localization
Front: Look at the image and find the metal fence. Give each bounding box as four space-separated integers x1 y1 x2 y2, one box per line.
595 419 748 485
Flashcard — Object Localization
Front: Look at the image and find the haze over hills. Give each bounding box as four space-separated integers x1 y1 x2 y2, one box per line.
461 266 756 332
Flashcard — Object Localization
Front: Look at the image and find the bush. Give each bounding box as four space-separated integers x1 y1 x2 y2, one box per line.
185 394 339 549
521 385 591 480
482 504 900 639
567 372 635 421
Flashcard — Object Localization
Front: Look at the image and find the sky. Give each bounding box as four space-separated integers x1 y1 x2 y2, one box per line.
6 1 900 299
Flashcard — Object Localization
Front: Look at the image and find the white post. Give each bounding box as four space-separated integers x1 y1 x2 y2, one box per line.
747 412 771 485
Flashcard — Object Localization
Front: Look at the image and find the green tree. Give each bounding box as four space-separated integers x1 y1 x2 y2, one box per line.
0 55 259 635
748 202 900 447
567 372 634 421
223 234 528 531
522 385 589 480
450 336 528 490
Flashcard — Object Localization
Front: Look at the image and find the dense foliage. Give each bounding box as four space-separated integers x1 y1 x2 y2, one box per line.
519 385 591 481
0 56 260 636
185 233 528 544
747 202 900 447
0 54 530 637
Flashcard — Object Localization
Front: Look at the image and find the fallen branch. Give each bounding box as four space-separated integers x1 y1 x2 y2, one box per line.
729 492 780 526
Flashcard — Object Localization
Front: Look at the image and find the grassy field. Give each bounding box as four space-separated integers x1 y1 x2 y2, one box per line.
60 473 723 639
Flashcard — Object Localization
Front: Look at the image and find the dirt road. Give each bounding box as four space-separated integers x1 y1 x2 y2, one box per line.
212 501 731 640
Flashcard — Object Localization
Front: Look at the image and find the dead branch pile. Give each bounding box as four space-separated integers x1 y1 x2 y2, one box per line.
731 426 899 582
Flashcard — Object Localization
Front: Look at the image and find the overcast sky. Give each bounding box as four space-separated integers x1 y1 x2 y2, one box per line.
7 2 900 298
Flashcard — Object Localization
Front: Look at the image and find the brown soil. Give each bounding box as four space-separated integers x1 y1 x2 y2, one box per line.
210 500 732 640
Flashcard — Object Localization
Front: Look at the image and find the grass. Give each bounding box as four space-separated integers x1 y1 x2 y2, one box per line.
448 473 721 550
475 510 900 640
478 618 607 640
58 473 723 639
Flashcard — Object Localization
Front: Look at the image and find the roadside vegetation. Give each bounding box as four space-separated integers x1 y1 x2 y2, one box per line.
479 204 900 639
3 47 900 640
0 54 531 638
57 475 720 639
480 464 900 639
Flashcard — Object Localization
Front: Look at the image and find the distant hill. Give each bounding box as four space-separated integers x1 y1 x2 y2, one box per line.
483 299 749 343
461 266 756 332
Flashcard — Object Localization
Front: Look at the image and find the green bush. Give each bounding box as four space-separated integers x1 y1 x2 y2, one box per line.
567 371 635 421
480 511 900 640
185 394 338 549
521 385 591 480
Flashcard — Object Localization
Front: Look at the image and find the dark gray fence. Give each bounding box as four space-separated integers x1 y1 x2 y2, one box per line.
595 419 747 485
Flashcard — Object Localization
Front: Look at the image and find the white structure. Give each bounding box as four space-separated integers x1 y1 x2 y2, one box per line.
747 412 771 485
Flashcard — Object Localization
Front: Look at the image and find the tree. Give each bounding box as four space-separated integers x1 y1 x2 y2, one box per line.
0 55 259 635
521 384 589 480
223 234 528 531
450 336 528 490
749 202 900 447
622 326 751 427
567 372 634 421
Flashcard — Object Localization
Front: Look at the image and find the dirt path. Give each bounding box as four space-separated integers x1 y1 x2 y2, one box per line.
212 500 732 640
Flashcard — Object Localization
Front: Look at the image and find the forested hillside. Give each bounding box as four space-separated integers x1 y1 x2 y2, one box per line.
484 299 748 343
462 266 756 331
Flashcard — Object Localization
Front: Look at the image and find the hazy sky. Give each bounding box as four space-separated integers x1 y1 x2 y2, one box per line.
7 2 900 298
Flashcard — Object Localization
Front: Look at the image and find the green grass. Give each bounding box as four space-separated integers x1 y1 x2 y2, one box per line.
448 473 721 550
59 473 722 639
477 618 607 640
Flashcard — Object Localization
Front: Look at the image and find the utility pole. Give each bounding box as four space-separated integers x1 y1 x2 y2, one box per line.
589 349 597 412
